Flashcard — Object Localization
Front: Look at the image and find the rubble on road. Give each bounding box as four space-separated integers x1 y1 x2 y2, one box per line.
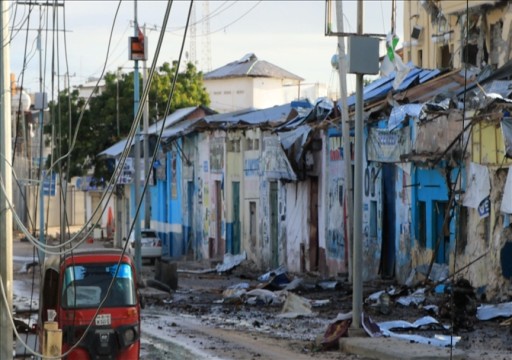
215 252 247 273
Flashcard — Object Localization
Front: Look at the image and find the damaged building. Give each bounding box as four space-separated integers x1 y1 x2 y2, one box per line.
98 37 512 301
404 0 512 70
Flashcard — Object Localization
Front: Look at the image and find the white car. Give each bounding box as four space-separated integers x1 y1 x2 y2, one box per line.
124 229 162 264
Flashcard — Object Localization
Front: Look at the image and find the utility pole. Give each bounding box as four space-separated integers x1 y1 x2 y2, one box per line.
335 0 353 284
326 0 381 332
115 67 122 250
133 1 142 275
142 25 151 229
352 0 364 330
37 10 46 265
0 1 13 358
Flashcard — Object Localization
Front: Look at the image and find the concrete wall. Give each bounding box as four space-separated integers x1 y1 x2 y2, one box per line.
204 78 254 113
403 0 512 69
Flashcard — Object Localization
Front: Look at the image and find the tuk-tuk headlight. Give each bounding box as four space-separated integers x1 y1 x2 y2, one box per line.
123 327 135 343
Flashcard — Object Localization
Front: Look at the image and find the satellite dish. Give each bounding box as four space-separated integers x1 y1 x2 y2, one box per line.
331 54 339 70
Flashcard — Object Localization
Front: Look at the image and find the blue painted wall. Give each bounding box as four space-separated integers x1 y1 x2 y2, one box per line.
166 145 184 257
411 164 462 263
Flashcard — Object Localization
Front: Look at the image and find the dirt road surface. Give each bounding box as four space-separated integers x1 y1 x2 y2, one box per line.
11 235 512 360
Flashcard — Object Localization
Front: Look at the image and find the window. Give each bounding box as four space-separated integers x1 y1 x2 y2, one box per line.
245 139 259 151
62 263 137 308
417 49 423 67
227 139 240 153
236 90 244 94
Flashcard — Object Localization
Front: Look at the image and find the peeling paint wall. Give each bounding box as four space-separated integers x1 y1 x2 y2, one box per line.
414 111 462 155
258 135 294 270
242 129 262 267
197 133 211 259
284 182 309 273
397 165 413 283
362 162 382 280
325 132 348 275
458 168 509 300
225 131 244 255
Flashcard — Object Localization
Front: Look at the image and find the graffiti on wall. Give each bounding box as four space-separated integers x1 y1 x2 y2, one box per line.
210 138 224 173
202 181 210 242
367 127 410 163
326 176 345 260
244 158 260 177
260 181 269 246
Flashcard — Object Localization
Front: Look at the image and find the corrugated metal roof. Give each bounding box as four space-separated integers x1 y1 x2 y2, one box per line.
99 106 206 158
204 53 304 81
160 102 309 145
394 68 477 104
343 65 442 108
202 103 296 126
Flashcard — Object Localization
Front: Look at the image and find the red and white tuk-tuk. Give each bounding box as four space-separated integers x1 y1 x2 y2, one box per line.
39 249 140 359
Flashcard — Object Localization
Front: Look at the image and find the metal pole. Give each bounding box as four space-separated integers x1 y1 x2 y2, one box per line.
352 0 364 330
37 19 45 265
115 67 122 249
0 1 14 357
335 0 353 283
116 67 120 138
143 25 151 229
133 2 142 274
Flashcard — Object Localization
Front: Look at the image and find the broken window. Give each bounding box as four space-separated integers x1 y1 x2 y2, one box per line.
462 13 488 67
438 44 452 68
462 44 478 66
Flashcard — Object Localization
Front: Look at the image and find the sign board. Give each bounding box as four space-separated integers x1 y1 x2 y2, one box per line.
42 171 56 196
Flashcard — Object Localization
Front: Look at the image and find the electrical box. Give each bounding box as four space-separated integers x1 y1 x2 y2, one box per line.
347 35 380 75
34 92 47 110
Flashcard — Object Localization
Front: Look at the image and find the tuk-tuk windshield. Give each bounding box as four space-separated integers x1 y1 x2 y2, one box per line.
62 263 137 309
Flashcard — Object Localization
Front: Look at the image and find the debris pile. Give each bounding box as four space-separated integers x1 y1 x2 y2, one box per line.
439 278 477 331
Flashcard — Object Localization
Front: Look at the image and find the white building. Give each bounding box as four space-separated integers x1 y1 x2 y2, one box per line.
204 53 324 113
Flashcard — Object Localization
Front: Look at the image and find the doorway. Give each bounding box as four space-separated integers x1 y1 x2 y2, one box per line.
381 164 396 278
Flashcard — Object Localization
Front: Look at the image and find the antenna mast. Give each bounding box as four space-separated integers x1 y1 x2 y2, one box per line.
189 2 197 65
202 0 212 72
